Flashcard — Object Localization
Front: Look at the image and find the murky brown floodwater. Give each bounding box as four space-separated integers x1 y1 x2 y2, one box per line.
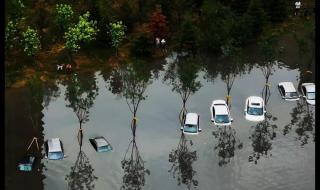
5 48 315 190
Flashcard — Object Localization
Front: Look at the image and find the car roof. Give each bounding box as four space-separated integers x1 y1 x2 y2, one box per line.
48 138 62 152
185 113 198 125
212 99 226 105
279 82 297 92
302 83 315 92
248 96 263 108
214 105 229 115
94 137 109 147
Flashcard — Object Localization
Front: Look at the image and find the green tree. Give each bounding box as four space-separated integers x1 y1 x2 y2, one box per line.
22 26 41 60
64 12 98 62
55 4 74 32
5 20 19 52
108 21 126 56
200 0 235 51
246 0 266 35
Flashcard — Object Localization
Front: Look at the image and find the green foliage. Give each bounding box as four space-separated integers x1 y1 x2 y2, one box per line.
22 26 41 57
131 35 152 57
6 0 25 20
247 0 266 35
5 20 19 51
108 21 126 54
55 4 74 31
178 18 198 53
200 0 235 51
65 12 98 53
263 0 288 22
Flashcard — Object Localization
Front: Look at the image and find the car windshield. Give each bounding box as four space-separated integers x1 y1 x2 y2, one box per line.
285 92 298 98
48 151 64 160
184 124 198 133
307 92 315 100
98 145 112 152
215 115 230 123
247 107 263 115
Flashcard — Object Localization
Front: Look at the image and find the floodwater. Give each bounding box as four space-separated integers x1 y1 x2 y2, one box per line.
5 49 315 190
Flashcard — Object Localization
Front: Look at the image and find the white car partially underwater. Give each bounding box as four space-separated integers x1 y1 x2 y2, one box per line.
45 138 66 160
181 113 202 135
244 96 266 122
278 82 300 101
210 100 233 126
301 83 315 105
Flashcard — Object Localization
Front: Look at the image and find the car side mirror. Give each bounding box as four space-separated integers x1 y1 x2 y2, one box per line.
44 156 48 159
230 118 234 122
180 126 183 131
198 128 202 132
303 95 306 98
64 155 68 158
264 110 267 113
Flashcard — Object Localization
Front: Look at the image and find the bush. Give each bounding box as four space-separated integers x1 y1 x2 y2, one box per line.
130 35 152 57
22 26 41 57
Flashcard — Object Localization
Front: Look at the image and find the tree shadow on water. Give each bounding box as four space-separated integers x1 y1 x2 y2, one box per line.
212 126 243 166
248 85 277 164
283 100 315 146
168 133 198 189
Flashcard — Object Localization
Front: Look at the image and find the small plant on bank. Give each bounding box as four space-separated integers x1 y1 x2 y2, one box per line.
108 21 126 56
55 4 74 32
64 11 98 62
5 20 19 52
22 26 41 61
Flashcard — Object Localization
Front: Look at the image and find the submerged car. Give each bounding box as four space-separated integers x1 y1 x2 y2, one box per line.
278 82 300 101
181 113 202 135
244 96 266 122
210 100 233 126
45 138 65 160
301 83 315 105
89 136 112 152
18 155 36 171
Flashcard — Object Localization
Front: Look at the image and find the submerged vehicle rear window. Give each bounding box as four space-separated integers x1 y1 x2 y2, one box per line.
285 92 298 98
48 152 64 160
215 115 230 123
248 107 263 115
184 124 198 133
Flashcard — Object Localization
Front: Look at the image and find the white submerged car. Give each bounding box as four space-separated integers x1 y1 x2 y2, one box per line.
301 83 315 105
244 96 266 122
45 138 66 160
278 82 300 101
181 113 202 135
210 100 233 126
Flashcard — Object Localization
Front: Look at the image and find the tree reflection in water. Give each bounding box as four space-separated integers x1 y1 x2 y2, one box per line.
64 73 98 137
121 120 150 190
248 85 277 164
109 61 152 190
169 132 198 189
283 100 315 146
212 126 243 166
65 132 98 190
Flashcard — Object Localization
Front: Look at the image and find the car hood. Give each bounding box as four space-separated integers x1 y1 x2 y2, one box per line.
306 99 315 105
245 113 265 122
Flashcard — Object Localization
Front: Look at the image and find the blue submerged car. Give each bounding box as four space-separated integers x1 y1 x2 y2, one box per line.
89 136 112 152
45 138 65 160
18 155 36 171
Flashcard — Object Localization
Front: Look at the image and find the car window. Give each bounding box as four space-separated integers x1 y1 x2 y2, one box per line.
280 86 285 95
307 92 315 100
215 115 230 123
184 124 198 133
248 107 263 115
